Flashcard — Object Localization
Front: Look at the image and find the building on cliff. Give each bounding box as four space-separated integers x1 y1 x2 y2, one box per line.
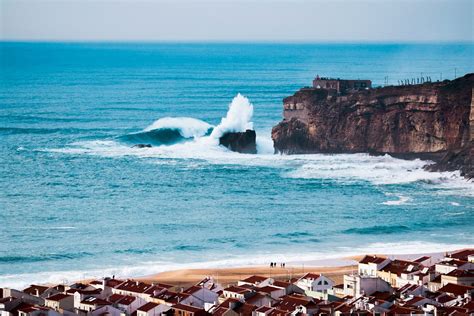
312 75 371 95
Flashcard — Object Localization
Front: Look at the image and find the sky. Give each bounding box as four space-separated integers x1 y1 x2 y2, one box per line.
0 0 473 42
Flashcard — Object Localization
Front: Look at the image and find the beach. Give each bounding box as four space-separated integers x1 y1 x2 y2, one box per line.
135 252 449 287
137 264 356 287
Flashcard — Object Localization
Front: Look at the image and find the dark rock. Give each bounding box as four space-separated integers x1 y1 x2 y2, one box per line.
219 130 257 154
426 141 473 179
132 143 152 148
272 74 474 177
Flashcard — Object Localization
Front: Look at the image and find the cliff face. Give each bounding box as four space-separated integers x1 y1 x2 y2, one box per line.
272 74 473 177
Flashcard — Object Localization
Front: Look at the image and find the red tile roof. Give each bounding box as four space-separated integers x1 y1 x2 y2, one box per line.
448 249 474 261
276 295 311 311
298 273 321 280
380 259 419 276
445 269 474 278
81 297 111 306
137 302 159 312
224 286 253 294
258 286 282 294
272 280 291 288
115 280 155 294
108 294 136 305
241 276 269 284
359 255 387 264
267 308 291 316
438 283 474 296
173 303 205 313
66 288 102 295
212 306 229 316
45 293 71 302
23 285 49 296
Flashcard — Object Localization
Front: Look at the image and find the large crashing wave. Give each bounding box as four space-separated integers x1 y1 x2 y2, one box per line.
119 117 213 146
210 93 253 140
118 94 254 148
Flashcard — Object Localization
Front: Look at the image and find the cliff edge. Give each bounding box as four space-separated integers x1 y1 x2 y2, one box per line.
272 74 474 178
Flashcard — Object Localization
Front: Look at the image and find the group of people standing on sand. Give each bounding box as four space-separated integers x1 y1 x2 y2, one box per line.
270 262 285 268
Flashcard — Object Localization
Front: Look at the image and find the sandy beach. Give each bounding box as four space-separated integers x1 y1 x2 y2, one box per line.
134 252 448 288
137 264 356 287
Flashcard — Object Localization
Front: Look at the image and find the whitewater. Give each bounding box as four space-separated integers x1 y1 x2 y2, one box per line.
1 42 473 289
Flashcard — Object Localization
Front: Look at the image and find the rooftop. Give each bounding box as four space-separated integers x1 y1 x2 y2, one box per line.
359 255 387 265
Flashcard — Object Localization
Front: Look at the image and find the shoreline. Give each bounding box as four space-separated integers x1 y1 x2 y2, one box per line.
136 265 356 287
0 249 460 289
134 251 448 288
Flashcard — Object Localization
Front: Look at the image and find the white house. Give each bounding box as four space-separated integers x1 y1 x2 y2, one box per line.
435 259 474 275
77 297 111 313
257 285 286 299
396 266 432 287
343 274 393 297
358 255 391 277
183 285 219 307
295 273 334 293
44 294 74 313
221 286 254 302
108 293 145 315
195 277 224 293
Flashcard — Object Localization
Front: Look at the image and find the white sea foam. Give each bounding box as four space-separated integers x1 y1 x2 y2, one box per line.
210 93 254 140
450 202 461 206
42 95 474 197
46 142 474 196
382 194 411 206
2 240 472 289
144 117 212 138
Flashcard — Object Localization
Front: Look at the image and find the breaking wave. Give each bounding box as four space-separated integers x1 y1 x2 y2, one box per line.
115 94 254 149
118 117 213 146
42 94 473 196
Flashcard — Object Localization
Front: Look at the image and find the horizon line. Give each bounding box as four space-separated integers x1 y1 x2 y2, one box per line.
1 39 474 45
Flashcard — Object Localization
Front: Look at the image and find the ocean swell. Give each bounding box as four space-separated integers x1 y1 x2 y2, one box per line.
118 117 213 146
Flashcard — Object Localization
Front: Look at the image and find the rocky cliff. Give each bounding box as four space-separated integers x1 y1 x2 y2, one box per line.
272 74 474 177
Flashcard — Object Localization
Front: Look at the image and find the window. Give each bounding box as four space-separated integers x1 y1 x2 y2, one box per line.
324 280 328 285
317 281 322 285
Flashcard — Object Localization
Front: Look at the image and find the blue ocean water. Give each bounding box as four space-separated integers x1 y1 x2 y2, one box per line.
0 42 473 287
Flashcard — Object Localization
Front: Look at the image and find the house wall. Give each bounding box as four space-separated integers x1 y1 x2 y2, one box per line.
344 275 392 297
441 275 474 287
191 289 218 306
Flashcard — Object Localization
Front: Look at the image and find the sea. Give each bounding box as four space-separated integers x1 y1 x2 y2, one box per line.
1 42 473 288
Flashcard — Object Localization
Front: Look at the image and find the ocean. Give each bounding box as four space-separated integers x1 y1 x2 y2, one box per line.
0 42 473 287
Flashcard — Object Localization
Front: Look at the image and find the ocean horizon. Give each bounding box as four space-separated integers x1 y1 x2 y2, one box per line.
1 42 473 288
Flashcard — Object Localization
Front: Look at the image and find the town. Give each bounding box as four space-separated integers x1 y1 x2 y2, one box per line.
1 249 473 316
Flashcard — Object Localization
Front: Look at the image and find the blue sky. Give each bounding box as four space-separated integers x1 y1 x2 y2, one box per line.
1 0 472 42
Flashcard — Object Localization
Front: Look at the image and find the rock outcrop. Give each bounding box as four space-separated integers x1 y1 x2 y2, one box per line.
272 74 473 177
219 130 257 154
426 141 473 179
